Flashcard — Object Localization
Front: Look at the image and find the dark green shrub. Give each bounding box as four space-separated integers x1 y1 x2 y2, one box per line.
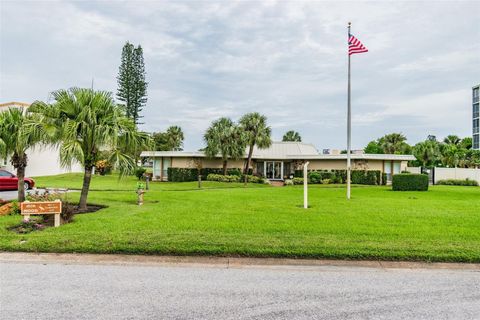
135 167 147 180
308 171 322 184
292 177 304 185
382 173 387 185
243 175 265 184
436 179 478 186
294 170 303 178
167 168 198 182
392 173 429 191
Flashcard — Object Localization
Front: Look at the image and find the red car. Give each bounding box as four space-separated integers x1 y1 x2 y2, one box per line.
0 170 35 191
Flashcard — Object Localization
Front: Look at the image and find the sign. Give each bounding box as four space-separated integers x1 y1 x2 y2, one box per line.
21 200 62 227
21 201 62 214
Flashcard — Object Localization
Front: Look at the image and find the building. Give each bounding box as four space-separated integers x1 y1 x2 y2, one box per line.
141 142 416 183
0 102 83 177
473 84 479 150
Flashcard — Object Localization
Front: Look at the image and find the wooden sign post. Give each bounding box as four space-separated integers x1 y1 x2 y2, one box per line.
21 200 62 227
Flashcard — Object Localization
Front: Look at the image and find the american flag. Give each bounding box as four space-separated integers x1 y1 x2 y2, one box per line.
348 34 368 55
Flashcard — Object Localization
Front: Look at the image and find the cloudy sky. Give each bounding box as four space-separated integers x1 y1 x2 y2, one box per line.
1 1 479 151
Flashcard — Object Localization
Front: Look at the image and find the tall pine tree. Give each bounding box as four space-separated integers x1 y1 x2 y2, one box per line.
117 42 147 125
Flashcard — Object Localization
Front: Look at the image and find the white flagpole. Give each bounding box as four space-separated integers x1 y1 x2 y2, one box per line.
347 22 352 200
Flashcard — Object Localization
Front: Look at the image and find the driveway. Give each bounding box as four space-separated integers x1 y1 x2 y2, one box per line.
1 254 479 319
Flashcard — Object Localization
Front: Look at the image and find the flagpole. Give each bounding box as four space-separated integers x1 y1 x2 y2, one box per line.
347 22 352 200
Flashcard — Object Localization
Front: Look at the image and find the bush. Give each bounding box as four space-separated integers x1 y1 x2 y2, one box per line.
436 179 479 186
382 173 387 185
308 171 322 184
95 160 112 175
292 177 304 185
135 167 147 180
206 174 240 183
243 175 265 184
392 173 429 191
167 168 244 182
321 178 331 185
284 179 294 186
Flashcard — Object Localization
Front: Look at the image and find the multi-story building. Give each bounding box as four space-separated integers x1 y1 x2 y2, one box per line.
473 84 479 150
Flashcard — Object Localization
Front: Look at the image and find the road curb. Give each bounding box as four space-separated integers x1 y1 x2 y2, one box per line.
1 252 479 270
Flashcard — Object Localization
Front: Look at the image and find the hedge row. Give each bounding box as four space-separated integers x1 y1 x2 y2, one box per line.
167 168 247 182
295 170 385 185
206 174 265 184
392 173 429 191
436 179 479 186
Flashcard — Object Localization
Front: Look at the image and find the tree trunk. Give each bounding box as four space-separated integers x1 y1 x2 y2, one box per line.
222 160 228 175
79 166 93 211
17 166 26 202
244 144 255 174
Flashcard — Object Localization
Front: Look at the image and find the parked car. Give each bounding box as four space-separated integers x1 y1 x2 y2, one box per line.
0 170 35 191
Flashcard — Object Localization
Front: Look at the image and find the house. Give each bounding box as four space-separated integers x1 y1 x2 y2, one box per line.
0 102 83 177
141 142 416 182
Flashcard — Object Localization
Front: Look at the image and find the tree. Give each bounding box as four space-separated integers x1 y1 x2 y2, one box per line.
204 117 245 175
282 130 301 142
379 133 409 154
152 126 184 151
239 113 272 175
30 88 151 211
117 42 147 126
413 140 440 168
166 126 184 151
364 140 384 154
0 108 48 201
443 135 461 146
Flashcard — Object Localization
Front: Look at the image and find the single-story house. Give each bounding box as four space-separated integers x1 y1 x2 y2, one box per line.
141 142 416 182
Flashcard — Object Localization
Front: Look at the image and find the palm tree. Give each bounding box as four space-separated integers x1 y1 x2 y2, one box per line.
0 108 48 201
282 130 302 142
204 117 245 175
413 140 440 168
166 126 184 151
30 88 151 211
443 135 461 146
379 133 408 154
239 113 272 175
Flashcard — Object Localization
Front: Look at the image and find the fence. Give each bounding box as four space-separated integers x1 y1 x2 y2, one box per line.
433 167 480 184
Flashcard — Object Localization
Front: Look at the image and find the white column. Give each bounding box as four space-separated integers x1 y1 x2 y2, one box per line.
304 162 309 209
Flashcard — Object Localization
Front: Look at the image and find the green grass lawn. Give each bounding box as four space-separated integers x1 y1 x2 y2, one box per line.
1 173 479 262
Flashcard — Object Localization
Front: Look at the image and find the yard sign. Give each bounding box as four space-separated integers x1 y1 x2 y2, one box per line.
21 200 62 227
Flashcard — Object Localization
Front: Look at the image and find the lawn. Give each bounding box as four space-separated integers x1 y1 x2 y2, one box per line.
1 173 479 262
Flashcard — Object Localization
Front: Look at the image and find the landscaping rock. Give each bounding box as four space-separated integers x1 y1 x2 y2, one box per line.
0 203 14 216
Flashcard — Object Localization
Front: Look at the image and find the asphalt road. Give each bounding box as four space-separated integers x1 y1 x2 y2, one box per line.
1 260 479 320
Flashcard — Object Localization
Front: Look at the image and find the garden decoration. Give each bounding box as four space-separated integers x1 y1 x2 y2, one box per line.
136 182 146 205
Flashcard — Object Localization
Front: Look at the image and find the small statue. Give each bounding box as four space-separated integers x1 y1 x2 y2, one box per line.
136 182 146 206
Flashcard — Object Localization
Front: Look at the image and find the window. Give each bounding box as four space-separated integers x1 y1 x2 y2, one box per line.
0 170 12 177
474 88 479 103
474 119 480 134
474 103 479 119
474 135 479 150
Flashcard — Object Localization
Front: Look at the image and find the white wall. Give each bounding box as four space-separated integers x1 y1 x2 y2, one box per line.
406 167 422 174
0 146 83 177
434 167 480 184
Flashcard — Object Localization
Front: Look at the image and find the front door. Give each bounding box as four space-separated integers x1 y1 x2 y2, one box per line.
265 161 283 180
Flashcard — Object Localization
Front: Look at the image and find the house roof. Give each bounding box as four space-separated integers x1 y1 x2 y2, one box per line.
140 142 416 161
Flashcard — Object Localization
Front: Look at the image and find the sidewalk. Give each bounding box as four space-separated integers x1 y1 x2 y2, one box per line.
1 252 479 270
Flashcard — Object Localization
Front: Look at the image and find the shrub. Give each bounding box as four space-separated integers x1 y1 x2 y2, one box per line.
284 179 294 186
167 168 244 182
206 174 240 183
392 173 429 191
292 177 304 185
308 171 322 184
95 160 112 175
382 173 387 185
135 167 147 180
436 179 479 186
321 178 331 185
243 175 265 184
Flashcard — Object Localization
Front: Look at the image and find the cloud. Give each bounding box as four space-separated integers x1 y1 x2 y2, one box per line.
1 1 478 151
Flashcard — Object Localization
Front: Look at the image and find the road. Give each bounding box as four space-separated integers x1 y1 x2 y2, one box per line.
1 256 479 319
0 189 72 201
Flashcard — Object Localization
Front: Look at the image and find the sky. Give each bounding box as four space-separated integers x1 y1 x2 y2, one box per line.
1 1 479 151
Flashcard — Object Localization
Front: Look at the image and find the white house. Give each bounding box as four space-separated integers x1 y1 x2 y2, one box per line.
0 102 83 177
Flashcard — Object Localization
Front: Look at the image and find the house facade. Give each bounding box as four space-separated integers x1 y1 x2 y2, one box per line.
141 142 416 182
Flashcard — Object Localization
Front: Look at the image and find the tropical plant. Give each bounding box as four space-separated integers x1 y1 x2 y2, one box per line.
166 126 184 151
204 117 245 175
282 130 302 142
239 113 272 175
30 88 151 211
379 133 409 154
413 140 440 168
364 140 384 154
443 135 461 146
117 42 147 126
0 108 49 201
